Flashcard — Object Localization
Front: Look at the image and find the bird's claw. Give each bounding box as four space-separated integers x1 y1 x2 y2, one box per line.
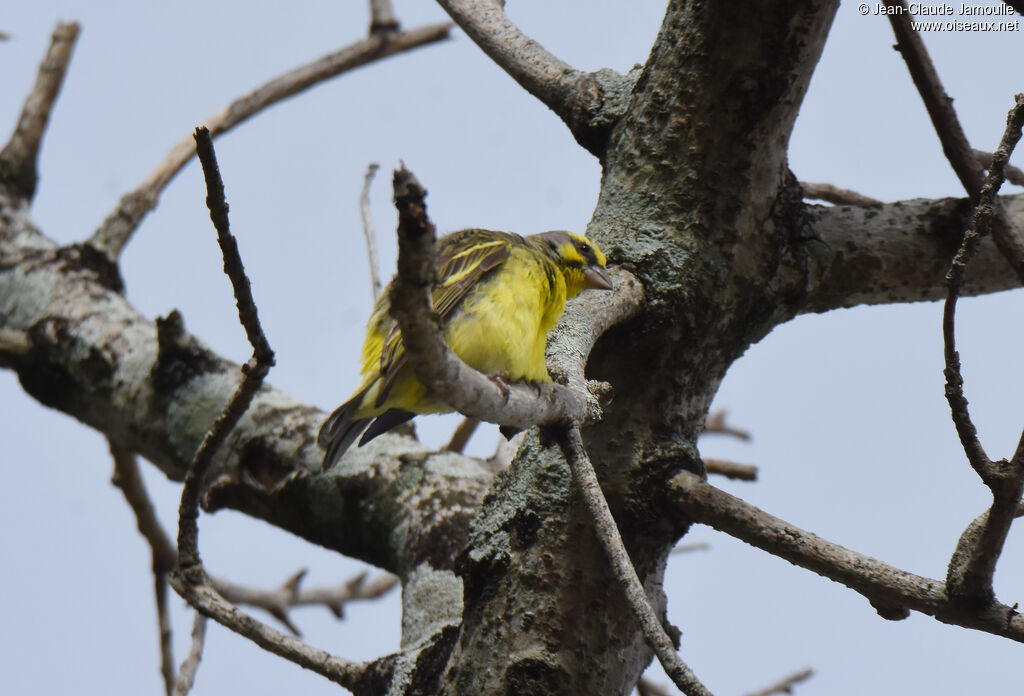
488 372 511 403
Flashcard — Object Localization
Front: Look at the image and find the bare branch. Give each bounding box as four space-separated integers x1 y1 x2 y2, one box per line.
170 128 367 687
172 613 207 696
111 443 177 572
800 181 881 207
359 162 383 301
176 127 274 569
558 426 713 696
637 677 672 696
804 195 1024 314
885 2 985 196
886 3 1024 281
742 668 814 696
974 149 1024 187
110 443 178 695
445 417 480 453
0 21 79 201
369 0 400 34
670 470 1024 641
435 0 633 154
211 570 399 635
942 95 1024 489
671 542 711 555
703 458 758 482
938 96 1024 606
703 410 751 441
88 22 452 260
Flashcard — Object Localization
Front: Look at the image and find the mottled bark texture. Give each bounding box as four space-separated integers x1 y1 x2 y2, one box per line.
6 2 1024 695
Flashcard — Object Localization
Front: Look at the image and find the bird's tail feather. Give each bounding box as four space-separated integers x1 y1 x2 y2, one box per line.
359 409 415 446
319 391 371 470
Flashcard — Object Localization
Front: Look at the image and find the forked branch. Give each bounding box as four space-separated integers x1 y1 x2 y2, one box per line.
169 128 366 690
942 94 1024 605
89 22 451 261
670 470 1024 641
0 21 79 202
886 1 1024 281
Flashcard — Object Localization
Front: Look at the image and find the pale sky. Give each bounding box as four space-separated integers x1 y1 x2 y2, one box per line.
2 2 1023 695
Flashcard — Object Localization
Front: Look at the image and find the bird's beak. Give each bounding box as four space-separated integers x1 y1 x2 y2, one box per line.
583 265 613 290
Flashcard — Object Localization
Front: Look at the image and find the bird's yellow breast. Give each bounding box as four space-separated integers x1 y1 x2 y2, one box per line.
446 245 566 383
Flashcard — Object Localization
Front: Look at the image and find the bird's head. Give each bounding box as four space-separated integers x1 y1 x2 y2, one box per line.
532 230 613 298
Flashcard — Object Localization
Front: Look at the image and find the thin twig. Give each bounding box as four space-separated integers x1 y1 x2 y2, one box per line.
170 129 364 688
110 443 178 695
742 668 814 696
670 470 1024 641
703 458 758 482
637 676 672 696
703 410 751 441
671 542 711 555
800 182 882 206
359 163 383 301
445 417 480 453
176 127 274 570
369 0 400 33
0 21 79 201
942 95 1024 486
885 1 983 196
211 570 399 636
111 443 177 570
886 2 1024 281
88 22 451 260
974 149 1024 187
172 613 208 696
558 426 713 696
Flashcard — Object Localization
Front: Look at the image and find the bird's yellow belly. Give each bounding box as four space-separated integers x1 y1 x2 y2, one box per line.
446 285 549 383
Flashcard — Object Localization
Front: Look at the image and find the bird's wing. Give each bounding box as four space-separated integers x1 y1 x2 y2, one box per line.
374 231 513 407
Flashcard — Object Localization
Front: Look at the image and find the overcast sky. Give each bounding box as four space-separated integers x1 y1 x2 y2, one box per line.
3 2 1024 695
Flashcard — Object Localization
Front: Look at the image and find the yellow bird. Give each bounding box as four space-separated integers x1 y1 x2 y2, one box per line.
319 228 612 469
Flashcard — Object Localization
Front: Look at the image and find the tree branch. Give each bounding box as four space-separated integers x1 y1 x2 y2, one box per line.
359 162 384 301
942 95 1024 486
171 613 207 696
886 2 1024 281
434 0 635 154
974 149 1024 187
670 471 1024 641
0 21 78 202
110 443 178 695
804 194 1024 314
942 94 1024 605
168 128 368 689
703 458 758 482
742 668 814 696
88 22 451 261
800 181 881 207
558 426 713 696
703 410 752 441
212 570 399 636
369 0 400 34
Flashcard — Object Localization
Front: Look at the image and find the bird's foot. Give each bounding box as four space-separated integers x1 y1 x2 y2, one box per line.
488 371 511 402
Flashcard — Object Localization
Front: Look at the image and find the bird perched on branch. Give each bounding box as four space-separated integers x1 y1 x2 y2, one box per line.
319 228 612 469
